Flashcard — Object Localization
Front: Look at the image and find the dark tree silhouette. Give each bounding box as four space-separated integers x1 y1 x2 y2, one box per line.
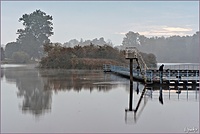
5 42 21 58
16 9 53 59
122 31 140 46
1 47 5 61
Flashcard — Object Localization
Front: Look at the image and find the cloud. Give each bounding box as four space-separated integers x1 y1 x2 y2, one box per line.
162 27 192 32
114 25 195 39
114 32 126 35
138 26 194 37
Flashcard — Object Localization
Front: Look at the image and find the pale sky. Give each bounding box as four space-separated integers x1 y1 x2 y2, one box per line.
1 1 199 46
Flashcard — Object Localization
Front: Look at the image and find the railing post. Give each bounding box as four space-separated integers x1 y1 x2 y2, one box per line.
196 70 198 83
196 70 198 99
178 70 179 82
168 70 170 83
187 85 188 100
187 70 188 84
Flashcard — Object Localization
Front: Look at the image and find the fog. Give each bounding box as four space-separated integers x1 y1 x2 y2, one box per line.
116 31 199 63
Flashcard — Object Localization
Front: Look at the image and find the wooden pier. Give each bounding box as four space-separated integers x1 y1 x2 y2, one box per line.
103 64 199 88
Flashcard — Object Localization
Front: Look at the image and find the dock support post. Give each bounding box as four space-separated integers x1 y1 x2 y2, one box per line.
129 59 133 111
130 59 133 83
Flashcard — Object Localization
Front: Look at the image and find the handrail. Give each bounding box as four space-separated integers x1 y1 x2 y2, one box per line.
132 47 149 83
103 64 199 83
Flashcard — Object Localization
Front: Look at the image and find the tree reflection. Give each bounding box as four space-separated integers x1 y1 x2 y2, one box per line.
3 67 126 117
1 68 4 78
4 67 52 117
39 69 121 92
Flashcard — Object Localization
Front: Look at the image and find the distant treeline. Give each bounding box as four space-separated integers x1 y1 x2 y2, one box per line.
119 31 199 63
63 37 113 48
39 43 157 69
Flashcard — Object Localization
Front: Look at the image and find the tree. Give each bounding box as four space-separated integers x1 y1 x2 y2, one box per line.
190 31 199 62
5 42 21 58
12 51 30 63
69 39 79 47
16 9 53 59
106 39 113 47
1 47 5 61
122 31 140 46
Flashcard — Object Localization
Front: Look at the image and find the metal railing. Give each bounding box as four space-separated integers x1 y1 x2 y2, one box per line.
103 64 199 84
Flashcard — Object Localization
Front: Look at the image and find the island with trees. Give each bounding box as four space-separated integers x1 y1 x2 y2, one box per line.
39 43 157 69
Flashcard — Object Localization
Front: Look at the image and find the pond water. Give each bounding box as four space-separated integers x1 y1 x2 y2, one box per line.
1 64 199 133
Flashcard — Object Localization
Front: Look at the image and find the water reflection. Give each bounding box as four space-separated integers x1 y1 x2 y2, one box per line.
1 66 128 117
136 82 139 95
1 65 199 121
125 82 198 124
159 87 163 105
125 81 148 124
3 67 52 117
39 69 128 92
1 68 4 78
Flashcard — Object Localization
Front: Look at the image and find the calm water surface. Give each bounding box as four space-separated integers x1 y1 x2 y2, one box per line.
1 64 199 133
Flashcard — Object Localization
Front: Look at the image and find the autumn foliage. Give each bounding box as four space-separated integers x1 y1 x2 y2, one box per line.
39 43 157 69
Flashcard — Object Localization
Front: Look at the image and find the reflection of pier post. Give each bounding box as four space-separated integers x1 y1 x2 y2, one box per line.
136 82 139 95
168 86 170 100
129 82 133 111
159 87 163 105
134 86 146 112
